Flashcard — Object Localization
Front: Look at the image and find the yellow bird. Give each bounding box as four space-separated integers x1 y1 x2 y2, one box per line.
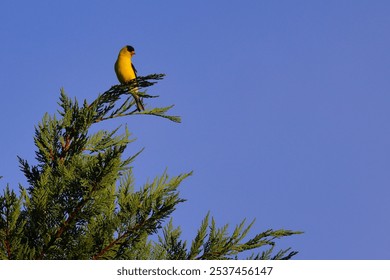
114 45 145 111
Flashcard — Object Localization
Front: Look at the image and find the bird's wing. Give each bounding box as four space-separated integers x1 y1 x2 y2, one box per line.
131 63 139 88
131 63 138 79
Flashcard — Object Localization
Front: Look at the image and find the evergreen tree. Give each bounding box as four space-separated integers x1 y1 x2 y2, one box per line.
0 75 302 259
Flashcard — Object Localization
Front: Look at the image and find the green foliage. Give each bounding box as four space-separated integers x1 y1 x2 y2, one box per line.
153 214 301 260
0 74 302 259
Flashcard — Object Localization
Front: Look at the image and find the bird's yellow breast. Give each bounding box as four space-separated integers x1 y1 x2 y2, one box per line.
115 55 136 83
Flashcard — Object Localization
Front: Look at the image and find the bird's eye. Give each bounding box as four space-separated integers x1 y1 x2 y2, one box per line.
127 45 135 52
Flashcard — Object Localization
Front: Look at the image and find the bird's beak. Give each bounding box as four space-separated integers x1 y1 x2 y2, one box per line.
131 51 136 56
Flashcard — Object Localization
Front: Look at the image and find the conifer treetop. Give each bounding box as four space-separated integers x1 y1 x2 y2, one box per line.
0 74 302 259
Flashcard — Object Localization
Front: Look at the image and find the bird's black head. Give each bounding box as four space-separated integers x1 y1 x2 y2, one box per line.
126 45 135 52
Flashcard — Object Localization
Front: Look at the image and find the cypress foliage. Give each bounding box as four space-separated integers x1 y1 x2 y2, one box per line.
0 75 302 259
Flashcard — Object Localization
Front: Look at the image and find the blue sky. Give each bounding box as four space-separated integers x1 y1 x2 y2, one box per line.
1 1 390 259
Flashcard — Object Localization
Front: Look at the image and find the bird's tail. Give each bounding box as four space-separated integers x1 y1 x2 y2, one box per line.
129 79 144 111
132 92 145 111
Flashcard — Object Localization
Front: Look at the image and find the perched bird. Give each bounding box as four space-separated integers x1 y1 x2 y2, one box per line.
114 45 145 111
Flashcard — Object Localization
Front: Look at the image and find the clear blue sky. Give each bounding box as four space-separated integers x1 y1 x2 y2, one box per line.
1 1 389 259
